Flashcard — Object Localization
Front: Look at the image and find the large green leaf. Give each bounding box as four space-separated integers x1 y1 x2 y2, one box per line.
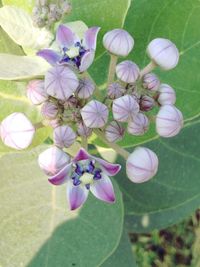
0 147 124 267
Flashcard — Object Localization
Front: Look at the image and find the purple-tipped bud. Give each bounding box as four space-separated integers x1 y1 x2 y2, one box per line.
81 100 109 128
103 29 134 57
126 147 159 183
112 95 139 122
61 1 72 14
116 61 140 83
107 82 124 99
27 80 48 105
127 113 149 136
105 121 125 143
77 122 93 137
142 73 160 91
38 146 70 176
158 84 176 105
76 78 95 99
41 101 59 119
48 118 61 128
140 95 155 112
53 125 76 148
45 65 79 100
147 38 179 70
156 105 183 137
0 112 35 150
63 96 78 109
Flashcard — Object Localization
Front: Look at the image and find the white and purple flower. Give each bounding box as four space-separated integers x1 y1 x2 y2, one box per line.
37 24 100 72
47 148 121 210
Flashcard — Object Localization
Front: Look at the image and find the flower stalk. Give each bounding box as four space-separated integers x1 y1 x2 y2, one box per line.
107 54 118 85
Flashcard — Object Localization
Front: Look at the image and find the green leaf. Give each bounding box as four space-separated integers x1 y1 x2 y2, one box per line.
2 0 34 13
115 119 200 232
0 147 124 267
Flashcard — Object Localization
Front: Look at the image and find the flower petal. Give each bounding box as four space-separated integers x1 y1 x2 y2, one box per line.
48 163 72 185
66 181 89 210
56 25 76 48
73 148 91 162
79 51 95 72
93 157 121 176
83 27 101 50
37 49 61 65
90 174 115 203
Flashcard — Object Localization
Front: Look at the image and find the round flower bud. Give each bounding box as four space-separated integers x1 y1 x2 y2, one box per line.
63 96 78 109
142 72 160 91
156 105 183 137
45 65 79 101
103 29 134 57
81 100 109 128
107 82 124 99
76 78 95 99
0 112 35 150
112 95 139 122
140 95 155 112
61 1 72 14
48 118 61 128
41 101 59 119
116 61 140 83
27 80 48 105
105 121 125 143
77 122 92 137
127 113 149 136
147 38 179 70
38 146 70 176
126 147 159 183
53 125 76 148
158 84 176 105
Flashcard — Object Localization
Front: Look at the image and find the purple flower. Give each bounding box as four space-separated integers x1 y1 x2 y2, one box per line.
37 24 100 72
48 148 121 210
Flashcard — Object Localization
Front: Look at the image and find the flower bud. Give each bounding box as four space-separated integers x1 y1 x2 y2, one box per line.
157 84 176 105
140 95 155 112
77 122 92 137
61 0 72 14
53 125 76 148
81 100 108 128
41 101 58 119
103 29 134 57
147 38 179 70
107 82 124 99
142 72 160 91
105 121 125 143
126 147 158 183
48 118 61 128
116 61 140 83
156 105 183 137
38 146 70 176
63 96 78 109
76 78 95 99
0 113 35 150
27 80 48 105
112 95 139 122
127 113 149 136
45 66 79 100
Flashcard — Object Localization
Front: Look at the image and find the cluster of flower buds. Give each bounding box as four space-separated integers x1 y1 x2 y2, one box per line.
0 23 183 210
32 0 72 28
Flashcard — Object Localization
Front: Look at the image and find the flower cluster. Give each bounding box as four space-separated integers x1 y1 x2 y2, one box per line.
0 24 183 210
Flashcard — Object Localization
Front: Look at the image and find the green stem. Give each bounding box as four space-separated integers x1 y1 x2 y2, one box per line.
107 54 118 85
34 121 45 129
81 136 88 150
140 61 157 78
94 129 130 160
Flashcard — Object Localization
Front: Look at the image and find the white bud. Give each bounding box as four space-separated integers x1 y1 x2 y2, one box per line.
126 147 159 183
107 82 124 99
77 122 92 137
53 125 76 148
41 101 58 119
147 38 179 70
142 72 160 91
158 84 176 105
27 80 48 105
105 121 125 143
38 146 70 176
76 78 95 99
103 29 134 57
127 113 149 136
0 113 35 150
112 95 139 122
156 105 183 137
116 60 140 83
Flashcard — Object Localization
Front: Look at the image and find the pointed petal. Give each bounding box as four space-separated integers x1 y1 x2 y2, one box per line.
73 148 91 162
79 51 95 72
48 163 72 185
66 182 89 210
37 49 61 65
93 157 121 176
90 174 115 203
56 25 76 48
83 27 101 50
